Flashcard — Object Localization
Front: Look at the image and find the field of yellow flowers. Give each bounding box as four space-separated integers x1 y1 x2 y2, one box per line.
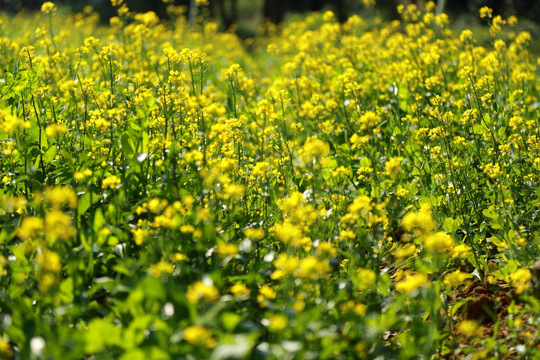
0 1 539 358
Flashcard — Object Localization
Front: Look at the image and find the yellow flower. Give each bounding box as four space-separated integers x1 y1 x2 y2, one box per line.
216 241 238 257
443 270 472 289
251 161 270 179
395 244 416 259
131 228 148 245
277 192 317 226
45 210 76 241
423 231 454 253
244 227 265 241
350 134 371 150
170 252 187 262
271 222 312 250
45 124 68 138
316 242 337 257
148 261 174 277
146 198 168 213
268 314 288 331
401 204 437 236
222 183 245 201
459 29 473 42
354 268 376 290
452 244 473 258
0 109 28 134
297 256 330 280
184 325 216 348
36 249 62 273
508 268 532 294
0 336 12 359
41 2 57 14
458 320 483 337
479 6 493 19
482 162 502 179
230 283 250 297
273 254 300 275
384 157 404 178
357 111 380 130
102 175 121 190
73 169 93 181
35 248 62 292
39 273 56 292
180 225 195 234
299 137 330 163
395 272 430 294
257 284 276 305
16 216 44 239
44 186 77 209
186 281 220 303
348 195 372 215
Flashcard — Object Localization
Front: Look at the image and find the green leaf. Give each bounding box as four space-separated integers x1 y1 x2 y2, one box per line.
9 243 28 264
121 133 135 156
450 299 468 318
84 318 123 354
443 217 456 233
93 208 106 230
323 156 337 170
210 333 260 360
120 349 146 360
141 131 149 153
43 145 57 163
220 312 242 331
472 124 487 135
322 168 331 180
360 157 372 167
59 277 74 303
41 127 48 149
78 192 92 215
482 206 498 219
407 181 418 195
140 276 166 300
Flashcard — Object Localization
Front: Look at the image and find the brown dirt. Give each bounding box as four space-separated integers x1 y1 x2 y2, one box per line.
455 283 511 338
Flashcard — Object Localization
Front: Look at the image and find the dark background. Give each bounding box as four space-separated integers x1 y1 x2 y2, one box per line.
0 0 538 30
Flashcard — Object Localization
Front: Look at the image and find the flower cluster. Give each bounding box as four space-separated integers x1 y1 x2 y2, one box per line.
0 1 538 358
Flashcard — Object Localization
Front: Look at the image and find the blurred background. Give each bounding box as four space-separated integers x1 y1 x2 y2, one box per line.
0 0 538 36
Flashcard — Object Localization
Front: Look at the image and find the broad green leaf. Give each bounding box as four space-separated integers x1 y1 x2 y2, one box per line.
93 208 106 230
220 312 242 331
43 145 57 163
210 333 260 360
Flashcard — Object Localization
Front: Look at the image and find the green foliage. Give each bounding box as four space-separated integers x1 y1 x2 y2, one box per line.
0 2 539 359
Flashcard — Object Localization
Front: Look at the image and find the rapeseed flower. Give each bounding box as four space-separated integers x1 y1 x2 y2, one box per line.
230 283 250 297
41 2 57 13
268 314 288 331
401 205 437 236
184 325 216 348
395 272 430 294
16 217 44 239
299 137 330 163
149 261 174 277
423 231 454 253
45 210 76 241
44 186 77 209
102 175 121 190
187 281 219 303
508 268 532 294
458 320 483 337
443 270 472 289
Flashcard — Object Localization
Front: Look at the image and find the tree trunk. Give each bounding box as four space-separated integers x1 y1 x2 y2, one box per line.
263 0 285 24
217 0 237 30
